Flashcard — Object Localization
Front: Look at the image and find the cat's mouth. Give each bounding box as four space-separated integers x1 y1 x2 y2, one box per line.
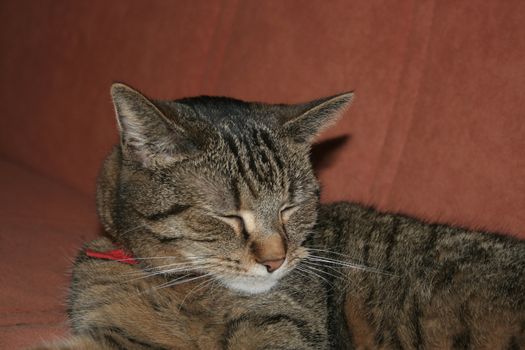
217 258 291 294
166 248 306 294
214 248 309 294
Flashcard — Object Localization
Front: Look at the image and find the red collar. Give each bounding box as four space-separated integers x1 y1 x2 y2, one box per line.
85 245 138 265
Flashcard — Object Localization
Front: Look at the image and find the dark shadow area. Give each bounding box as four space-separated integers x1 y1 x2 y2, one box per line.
311 134 351 174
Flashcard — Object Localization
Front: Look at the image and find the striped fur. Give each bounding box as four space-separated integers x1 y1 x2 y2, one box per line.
32 84 524 349
313 203 525 349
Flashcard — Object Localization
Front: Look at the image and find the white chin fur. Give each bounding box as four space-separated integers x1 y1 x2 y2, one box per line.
221 262 287 294
219 260 289 294
222 277 279 294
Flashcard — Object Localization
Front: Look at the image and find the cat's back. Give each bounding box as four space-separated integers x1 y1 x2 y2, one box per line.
315 202 525 349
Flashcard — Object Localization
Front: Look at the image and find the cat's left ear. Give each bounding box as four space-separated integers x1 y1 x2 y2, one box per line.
280 92 354 143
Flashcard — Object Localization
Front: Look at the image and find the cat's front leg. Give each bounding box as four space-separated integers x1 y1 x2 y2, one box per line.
222 314 329 350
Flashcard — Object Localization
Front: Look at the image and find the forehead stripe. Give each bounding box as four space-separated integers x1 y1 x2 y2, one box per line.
259 130 285 170
256 129 286 190
230 177 241 210
224 134 257 196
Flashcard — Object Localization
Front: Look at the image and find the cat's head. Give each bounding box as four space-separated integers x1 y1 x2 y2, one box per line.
97 83 353 294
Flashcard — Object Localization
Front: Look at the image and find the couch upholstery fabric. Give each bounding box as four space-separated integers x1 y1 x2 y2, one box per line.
1 0 524 348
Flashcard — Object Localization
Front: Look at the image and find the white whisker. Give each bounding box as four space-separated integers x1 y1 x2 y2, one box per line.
154 273 212 292
177 277 216 311
125 264 213 283
305 255 397 276
295 266 333 287
300 260 344 280
306 247 364 261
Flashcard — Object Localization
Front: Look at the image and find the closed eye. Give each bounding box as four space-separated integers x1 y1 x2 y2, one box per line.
218 215 245 234
280 205 298 223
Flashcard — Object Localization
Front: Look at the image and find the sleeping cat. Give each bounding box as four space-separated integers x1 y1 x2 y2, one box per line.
34 83 524 349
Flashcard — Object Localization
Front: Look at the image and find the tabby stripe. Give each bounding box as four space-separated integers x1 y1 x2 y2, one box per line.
452 331 471 350
185 220 214 234
157 235 218 243
410 295 424 349
143 204 190 221
262 129 287 190
243 136 265 184
395 281 410 313
142 226 183 244
223 314 322 348
230 177 241 210
374 315 386 346
101 333 127 350
240 134 262 194
185 237 219 243
385 216 401 267
259 129 285 171
255 129 282 187
288 177 298 204
506 336 520 350
452 302 471 350
148 295 164 312
89 327 168 350
362 222 382 346
378 216 404 347
156 235 184 243
381 216 406 349
362 235 370 266
419 224 439 278
435 262 460 290
258 314 324 347
146 227 218 244
259 149 273 178
224 134 257 196
262 314 323 346
391 329 405 350
221 314 249 349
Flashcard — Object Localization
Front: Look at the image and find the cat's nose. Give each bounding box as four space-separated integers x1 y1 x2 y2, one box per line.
252 233 287 273
258 258 285 273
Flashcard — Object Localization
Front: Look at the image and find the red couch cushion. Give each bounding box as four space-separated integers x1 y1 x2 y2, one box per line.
0 159 98 349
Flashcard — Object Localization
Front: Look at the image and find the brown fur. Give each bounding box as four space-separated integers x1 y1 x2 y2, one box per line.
314 203 525 349
32 84 525 349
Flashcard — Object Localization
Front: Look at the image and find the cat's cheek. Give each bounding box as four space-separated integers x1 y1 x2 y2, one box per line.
285 218 314 243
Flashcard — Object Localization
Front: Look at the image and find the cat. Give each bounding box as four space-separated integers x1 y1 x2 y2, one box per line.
33 83 524 350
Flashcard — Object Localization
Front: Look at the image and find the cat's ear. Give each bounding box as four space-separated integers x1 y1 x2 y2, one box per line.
280 92 354 143
110 83 206 167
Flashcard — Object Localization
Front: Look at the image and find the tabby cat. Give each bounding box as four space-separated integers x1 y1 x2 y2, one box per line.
35 83 524 350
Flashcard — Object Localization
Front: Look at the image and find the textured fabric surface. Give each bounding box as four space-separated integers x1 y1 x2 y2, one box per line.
1 0 524 236
0 160 98 348
0 0 524 348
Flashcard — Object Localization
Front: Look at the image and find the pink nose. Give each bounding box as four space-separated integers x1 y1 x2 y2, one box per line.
259 258 285 273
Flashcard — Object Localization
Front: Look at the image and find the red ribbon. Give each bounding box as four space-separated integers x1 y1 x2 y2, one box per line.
85 247 138 265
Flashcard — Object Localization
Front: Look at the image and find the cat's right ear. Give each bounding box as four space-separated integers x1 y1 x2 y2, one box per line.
110 83 204 167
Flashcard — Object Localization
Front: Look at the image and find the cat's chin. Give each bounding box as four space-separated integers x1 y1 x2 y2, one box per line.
222 278 279 294
218 259 290 294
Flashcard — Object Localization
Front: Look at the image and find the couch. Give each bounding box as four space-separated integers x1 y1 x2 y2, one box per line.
1 1 524 348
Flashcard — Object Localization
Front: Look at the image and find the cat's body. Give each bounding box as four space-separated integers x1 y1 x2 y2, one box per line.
316 203 525 349
34 84 525 349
